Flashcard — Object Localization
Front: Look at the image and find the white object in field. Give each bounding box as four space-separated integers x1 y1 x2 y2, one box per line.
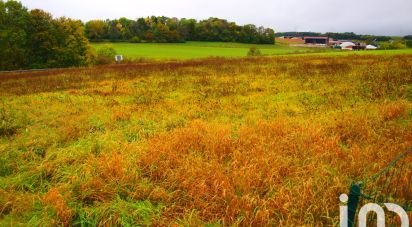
366 45 377 50
115 55 123 63
340 42 356 50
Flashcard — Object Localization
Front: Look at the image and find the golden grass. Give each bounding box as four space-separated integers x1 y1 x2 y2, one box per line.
0 55 411 226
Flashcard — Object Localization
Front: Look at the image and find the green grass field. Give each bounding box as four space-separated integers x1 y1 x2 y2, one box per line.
92 42 338 60
92 41 412 60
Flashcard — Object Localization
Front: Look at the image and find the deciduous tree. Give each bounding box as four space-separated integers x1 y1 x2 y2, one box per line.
85 20 107 42
0 0 30 70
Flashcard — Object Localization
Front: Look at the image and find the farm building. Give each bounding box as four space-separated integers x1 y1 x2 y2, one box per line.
280 36 304 40
329 40 342 46
352 44 366 50
340 42 356 50
304 36 329 45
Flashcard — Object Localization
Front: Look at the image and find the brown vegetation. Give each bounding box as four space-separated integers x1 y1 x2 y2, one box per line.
0 54 411 225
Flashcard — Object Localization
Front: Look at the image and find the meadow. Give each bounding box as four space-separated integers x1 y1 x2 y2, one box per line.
0 54 411 226
92 42 339 60
92 41 412 60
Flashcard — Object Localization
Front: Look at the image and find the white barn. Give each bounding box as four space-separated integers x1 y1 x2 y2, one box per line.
340 42 356 50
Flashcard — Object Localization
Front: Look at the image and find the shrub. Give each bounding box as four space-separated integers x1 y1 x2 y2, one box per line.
390 41 407 49
247 47 262 56
406 40 412 48
95 44 117 65
130 36 141 43
379 41 407 50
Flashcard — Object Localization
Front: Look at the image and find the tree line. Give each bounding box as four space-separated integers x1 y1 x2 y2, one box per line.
85 17 276 44
0 0 93 70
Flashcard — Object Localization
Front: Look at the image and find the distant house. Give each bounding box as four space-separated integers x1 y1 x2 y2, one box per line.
304 36 329 45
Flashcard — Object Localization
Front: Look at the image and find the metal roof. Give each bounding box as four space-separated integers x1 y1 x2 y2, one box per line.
303 36 328 39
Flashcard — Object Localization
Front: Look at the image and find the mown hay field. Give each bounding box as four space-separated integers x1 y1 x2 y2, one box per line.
92 42 339 60
92 41 412 60
0 55 411 226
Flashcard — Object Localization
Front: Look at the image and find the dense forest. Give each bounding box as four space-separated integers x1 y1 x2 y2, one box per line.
85 17 276 44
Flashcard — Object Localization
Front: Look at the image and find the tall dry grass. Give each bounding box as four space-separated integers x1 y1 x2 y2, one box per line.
0 54 411 226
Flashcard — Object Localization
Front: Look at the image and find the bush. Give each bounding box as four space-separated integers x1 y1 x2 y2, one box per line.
247 47 262 56
130 36 141 43
406 40 412 48
379 41 407 50
95 45 117 65
391 41 407 49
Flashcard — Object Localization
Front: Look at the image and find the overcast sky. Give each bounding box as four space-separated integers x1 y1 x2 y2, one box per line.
20 0 412 36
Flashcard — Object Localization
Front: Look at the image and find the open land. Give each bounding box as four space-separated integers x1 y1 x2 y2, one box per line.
0 53 411 226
